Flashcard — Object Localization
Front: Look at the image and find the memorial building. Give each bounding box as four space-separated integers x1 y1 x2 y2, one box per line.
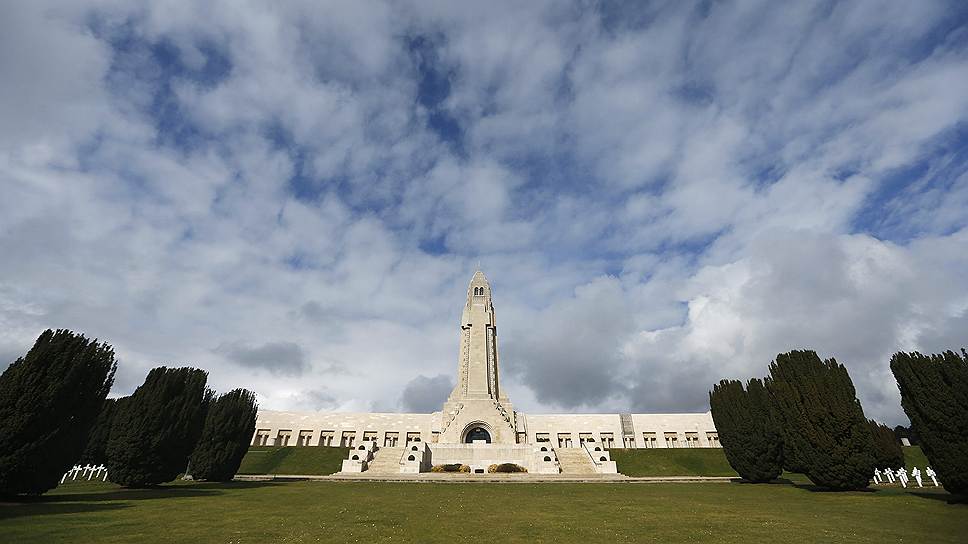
253 271 719 474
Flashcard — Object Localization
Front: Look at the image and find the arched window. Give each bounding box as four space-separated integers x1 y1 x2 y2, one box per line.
543 456 551 462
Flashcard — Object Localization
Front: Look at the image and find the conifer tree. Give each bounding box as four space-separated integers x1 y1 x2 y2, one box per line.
0 329 116 495
890 349 968 495
78 397 121 464
189 389 258 481
709 378 783 482
766 350 875 490
868 419 904 470
106 367 212 487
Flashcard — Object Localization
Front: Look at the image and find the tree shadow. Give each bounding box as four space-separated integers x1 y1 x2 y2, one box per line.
190 480 283 490
908 491 966 505
784 481 966 503
11 480 281 504
41 487 221 503
789 482 876 493
0 501 131 520
734 478 794 485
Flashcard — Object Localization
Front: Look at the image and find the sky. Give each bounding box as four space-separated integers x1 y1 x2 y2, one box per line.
2 1 967 426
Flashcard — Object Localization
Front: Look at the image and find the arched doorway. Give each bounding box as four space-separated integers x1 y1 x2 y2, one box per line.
464 426 491 443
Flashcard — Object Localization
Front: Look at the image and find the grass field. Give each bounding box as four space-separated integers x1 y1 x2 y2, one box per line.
2 477 964 543
237 445 348 475
4 445 949 543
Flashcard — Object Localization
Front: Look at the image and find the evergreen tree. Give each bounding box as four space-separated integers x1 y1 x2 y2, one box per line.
0 329 116 495
890 349 968 495
780 433 810 474
78 397 121 464
189 389 258 481
766 350 875 490
106 367 212 487
868 419 904 470
709 378 783 482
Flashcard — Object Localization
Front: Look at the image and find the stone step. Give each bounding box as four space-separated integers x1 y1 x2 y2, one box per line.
365 447 405 474
555 448 598 475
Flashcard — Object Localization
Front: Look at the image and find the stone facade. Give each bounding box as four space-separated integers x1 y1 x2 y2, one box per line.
252 271 720 472
252 410 718 450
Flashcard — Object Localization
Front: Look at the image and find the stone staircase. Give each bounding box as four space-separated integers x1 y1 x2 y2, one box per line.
555 448 598 475
365 446 405 474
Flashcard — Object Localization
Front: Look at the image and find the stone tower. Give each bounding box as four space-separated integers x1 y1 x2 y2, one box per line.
438 270 516 444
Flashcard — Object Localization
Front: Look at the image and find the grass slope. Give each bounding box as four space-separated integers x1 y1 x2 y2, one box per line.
903 446 929 471
237 446 348 475
2 478 963 543
612 446 933 478
611 448 738 477
233 445 929 478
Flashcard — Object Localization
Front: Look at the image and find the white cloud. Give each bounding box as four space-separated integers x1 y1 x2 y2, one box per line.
1 0 966 427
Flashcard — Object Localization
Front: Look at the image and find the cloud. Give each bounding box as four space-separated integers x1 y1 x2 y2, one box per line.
503 277 635 409
287 389 340 412
216 341 308 377
622 229 968 421
1 0 967 427
0 3 113 152
399 374 454 413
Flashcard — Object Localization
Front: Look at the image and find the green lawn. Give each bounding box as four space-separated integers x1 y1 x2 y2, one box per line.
237 445 348 475
611 447 738 476
611 446 932 478
1 478 963 543
902 446 930 471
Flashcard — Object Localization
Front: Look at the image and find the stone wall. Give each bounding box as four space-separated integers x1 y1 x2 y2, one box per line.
253 409 719 449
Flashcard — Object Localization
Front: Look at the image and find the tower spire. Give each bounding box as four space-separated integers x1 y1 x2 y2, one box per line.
441 270 515 443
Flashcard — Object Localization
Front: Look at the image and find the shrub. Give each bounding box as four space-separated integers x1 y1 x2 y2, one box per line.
106 367 212 487
431 463 467 473
709 378 783 482
79 397 121 465
488 463 527 473
0 329 116 496
189 389 258 481
891 349 968 495
868 419 904 470
766 350 875 490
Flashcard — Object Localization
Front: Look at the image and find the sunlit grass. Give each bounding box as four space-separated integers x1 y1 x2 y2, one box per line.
1 477 962 543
